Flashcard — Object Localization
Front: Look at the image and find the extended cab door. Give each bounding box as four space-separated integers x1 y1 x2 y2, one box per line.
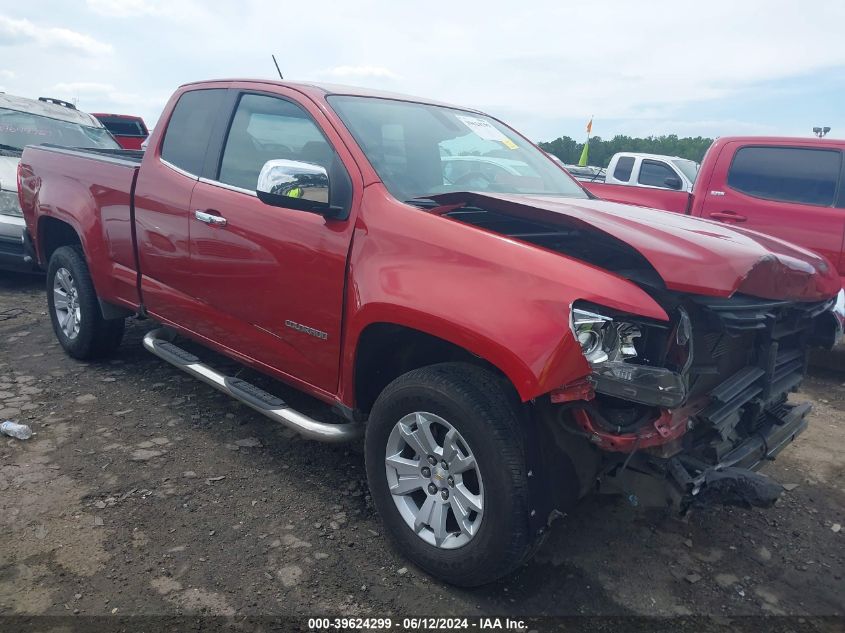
697 143 845 280
184 88 358 394
133 87 230 324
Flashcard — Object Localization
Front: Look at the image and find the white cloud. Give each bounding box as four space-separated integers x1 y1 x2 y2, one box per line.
322 65 400 80
102 91 168 109
47 81 168 118
84 0 210 22
0 69 15 80
52 82 115 95
0 16 111 56
2 0 844 138
85 0 173 17
188 0 845 139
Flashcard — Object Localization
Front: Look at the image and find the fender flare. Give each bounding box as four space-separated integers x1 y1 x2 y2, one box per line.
341 303 590 405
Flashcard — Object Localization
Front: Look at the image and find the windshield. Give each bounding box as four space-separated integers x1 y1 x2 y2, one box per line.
0 108 120 152
672 158 699 183
329 96 587 202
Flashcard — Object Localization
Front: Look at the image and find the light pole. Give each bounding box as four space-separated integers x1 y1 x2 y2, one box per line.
812 126 831 138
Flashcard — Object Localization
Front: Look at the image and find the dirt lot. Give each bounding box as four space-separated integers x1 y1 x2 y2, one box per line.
1 270 843 623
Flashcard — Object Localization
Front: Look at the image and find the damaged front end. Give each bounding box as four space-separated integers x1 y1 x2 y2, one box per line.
425 191 841 514
559 293 839 512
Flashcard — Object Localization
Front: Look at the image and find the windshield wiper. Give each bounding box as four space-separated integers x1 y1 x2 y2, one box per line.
0 143 23 153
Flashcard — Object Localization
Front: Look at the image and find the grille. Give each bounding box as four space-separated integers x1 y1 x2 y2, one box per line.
691 295 833 335
685 294 830 457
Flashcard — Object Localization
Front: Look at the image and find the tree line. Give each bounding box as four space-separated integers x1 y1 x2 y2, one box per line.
538 134 714 167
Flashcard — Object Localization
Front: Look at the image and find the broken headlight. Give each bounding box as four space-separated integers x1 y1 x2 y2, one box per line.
572 308 641 364
572 306 687 408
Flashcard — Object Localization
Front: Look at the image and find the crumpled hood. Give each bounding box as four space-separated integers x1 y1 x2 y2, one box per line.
0 155 20 192
432 192 840 302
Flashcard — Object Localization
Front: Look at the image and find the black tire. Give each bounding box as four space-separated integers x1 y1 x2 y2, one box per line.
365 362 538 586
46 245 125 360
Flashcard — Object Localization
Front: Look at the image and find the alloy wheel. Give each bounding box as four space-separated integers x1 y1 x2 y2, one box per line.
384 411 484 549
53 267 81 340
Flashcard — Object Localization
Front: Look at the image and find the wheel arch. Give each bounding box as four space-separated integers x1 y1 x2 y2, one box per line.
39 218 131 320
38 215 83 266
347 317 537 415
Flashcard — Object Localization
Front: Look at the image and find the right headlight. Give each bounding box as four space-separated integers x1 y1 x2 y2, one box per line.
0 190 22 217
571 305 688 408
572 308 641 365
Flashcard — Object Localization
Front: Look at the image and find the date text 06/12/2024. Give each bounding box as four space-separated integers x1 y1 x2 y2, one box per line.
307 617 528 630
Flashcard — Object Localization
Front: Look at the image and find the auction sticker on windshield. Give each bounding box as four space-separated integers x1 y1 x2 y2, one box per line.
456 114 519 149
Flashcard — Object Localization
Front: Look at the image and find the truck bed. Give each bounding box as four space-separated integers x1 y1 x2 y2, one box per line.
38 143 144 164
19 144 143 310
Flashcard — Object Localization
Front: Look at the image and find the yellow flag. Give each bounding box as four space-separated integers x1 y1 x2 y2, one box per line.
578 141 589 167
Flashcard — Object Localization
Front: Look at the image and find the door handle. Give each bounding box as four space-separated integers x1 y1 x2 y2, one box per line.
708 210 747 223
194 210 227 227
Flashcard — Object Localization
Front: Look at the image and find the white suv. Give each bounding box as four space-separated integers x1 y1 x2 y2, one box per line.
0 94 120 272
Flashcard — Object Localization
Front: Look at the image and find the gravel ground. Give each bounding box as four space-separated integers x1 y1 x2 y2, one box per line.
0 270 843 622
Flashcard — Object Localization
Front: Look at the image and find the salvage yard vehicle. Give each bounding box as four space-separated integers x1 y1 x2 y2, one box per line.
602 152 699 192
563 163 606 183
581 137 845 323
91 112 149 150
17 79 842 586
0 94 120 272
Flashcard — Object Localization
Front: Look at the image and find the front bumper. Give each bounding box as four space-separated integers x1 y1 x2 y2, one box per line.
598 398 811 511
585 293 834 513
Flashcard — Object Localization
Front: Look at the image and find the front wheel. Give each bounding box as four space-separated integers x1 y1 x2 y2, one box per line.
47 245 124 360
365 363 538 586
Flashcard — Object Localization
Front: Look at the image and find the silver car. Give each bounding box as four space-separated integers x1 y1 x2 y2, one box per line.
0 94 121 272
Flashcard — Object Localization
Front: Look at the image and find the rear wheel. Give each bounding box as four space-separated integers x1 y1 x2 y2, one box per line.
47 246 124 359
365 363 538 586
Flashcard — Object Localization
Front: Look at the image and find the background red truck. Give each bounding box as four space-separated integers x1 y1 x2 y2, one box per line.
582 137 845 312
17 79 842 586
91 113 149 150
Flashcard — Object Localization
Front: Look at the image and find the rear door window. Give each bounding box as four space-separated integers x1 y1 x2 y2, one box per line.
638 160 676 187
613 156 634 182
160 89 226 176
727 146 841 206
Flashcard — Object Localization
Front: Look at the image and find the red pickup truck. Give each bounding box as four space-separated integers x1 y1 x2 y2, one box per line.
582 136 845 320
91 113 149 150
17 80 842 586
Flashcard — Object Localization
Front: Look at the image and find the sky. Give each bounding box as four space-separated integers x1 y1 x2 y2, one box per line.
1 0 844 142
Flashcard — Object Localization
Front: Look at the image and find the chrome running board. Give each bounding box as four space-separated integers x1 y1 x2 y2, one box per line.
142 328 361 443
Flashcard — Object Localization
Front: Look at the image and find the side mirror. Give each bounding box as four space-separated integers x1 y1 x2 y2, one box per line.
663 176 682 190
256 159 343 218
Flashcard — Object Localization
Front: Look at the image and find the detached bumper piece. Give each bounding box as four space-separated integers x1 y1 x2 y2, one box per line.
693 468 783 510
667 400 810 511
